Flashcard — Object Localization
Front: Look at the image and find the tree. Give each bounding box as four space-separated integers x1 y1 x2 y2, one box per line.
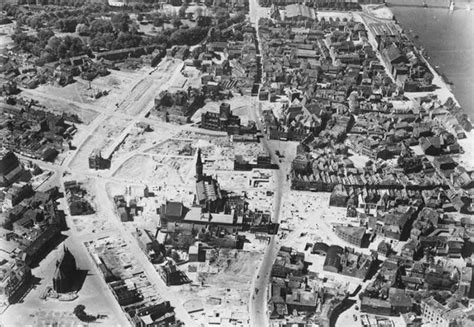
57 43 68 59
129 21 140 34
207 27 222 42
170 29 187 45
56 18 78 33
27 14 43 29
178 5 187 18
137 13 144 22
46 36 62 53
66 36 86 56
112 32 142 49
83 71 96 89
45 35 87 60
195 7 203 18
39 49 56 63
73 305 86 316
30 43 43 57
73 305 97 323
111 13 131 33
152 16 164 27
215 9 230 24
89 19 114 36
423 71 434 84
37 29 54 44
75 23 89 36
196 15 212 27
2 4 18 17
90 32 115 51
12 30 36 53
171 18 182 28
233 30 243 41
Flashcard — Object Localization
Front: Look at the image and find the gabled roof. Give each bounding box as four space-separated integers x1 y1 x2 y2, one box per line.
382 43 404 63
284 4 316 19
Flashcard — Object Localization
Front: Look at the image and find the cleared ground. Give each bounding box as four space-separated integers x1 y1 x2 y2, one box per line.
176 250 263 326
19 88 100 124
114 154 195 187
278 192 369 255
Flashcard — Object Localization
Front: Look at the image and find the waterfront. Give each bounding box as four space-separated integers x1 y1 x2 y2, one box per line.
388 0 474 118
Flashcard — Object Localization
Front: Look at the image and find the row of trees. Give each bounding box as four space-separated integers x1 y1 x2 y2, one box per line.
77 13 144 51
12 22 210 62
89 31 143 51
4 4 104 30
7 6 248 62
12 28 89 62
207 12 247 42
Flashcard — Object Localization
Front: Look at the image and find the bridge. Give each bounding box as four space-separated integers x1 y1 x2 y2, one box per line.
386 0 460 9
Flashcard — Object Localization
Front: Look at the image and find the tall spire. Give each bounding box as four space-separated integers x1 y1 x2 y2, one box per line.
196 148 203 181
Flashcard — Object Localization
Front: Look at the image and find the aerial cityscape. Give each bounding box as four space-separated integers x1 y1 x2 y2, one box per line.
0 0 473 326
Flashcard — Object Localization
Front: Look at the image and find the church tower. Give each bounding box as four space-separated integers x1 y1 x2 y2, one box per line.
196 148 203 181
52 246 78 293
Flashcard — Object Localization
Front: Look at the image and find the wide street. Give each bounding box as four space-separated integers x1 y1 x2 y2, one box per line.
247 98 295 327
246 0 285 324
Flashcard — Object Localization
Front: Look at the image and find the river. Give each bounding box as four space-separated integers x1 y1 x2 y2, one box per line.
386 0 474 118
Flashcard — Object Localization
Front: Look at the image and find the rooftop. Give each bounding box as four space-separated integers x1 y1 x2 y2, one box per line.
334 225 365 240
163 201 184 218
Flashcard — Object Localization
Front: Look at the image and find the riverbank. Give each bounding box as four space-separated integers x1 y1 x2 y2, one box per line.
387 1 474 119
387 0 472 10
363 4 394 20
362 5 474 169
363 1 473 107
